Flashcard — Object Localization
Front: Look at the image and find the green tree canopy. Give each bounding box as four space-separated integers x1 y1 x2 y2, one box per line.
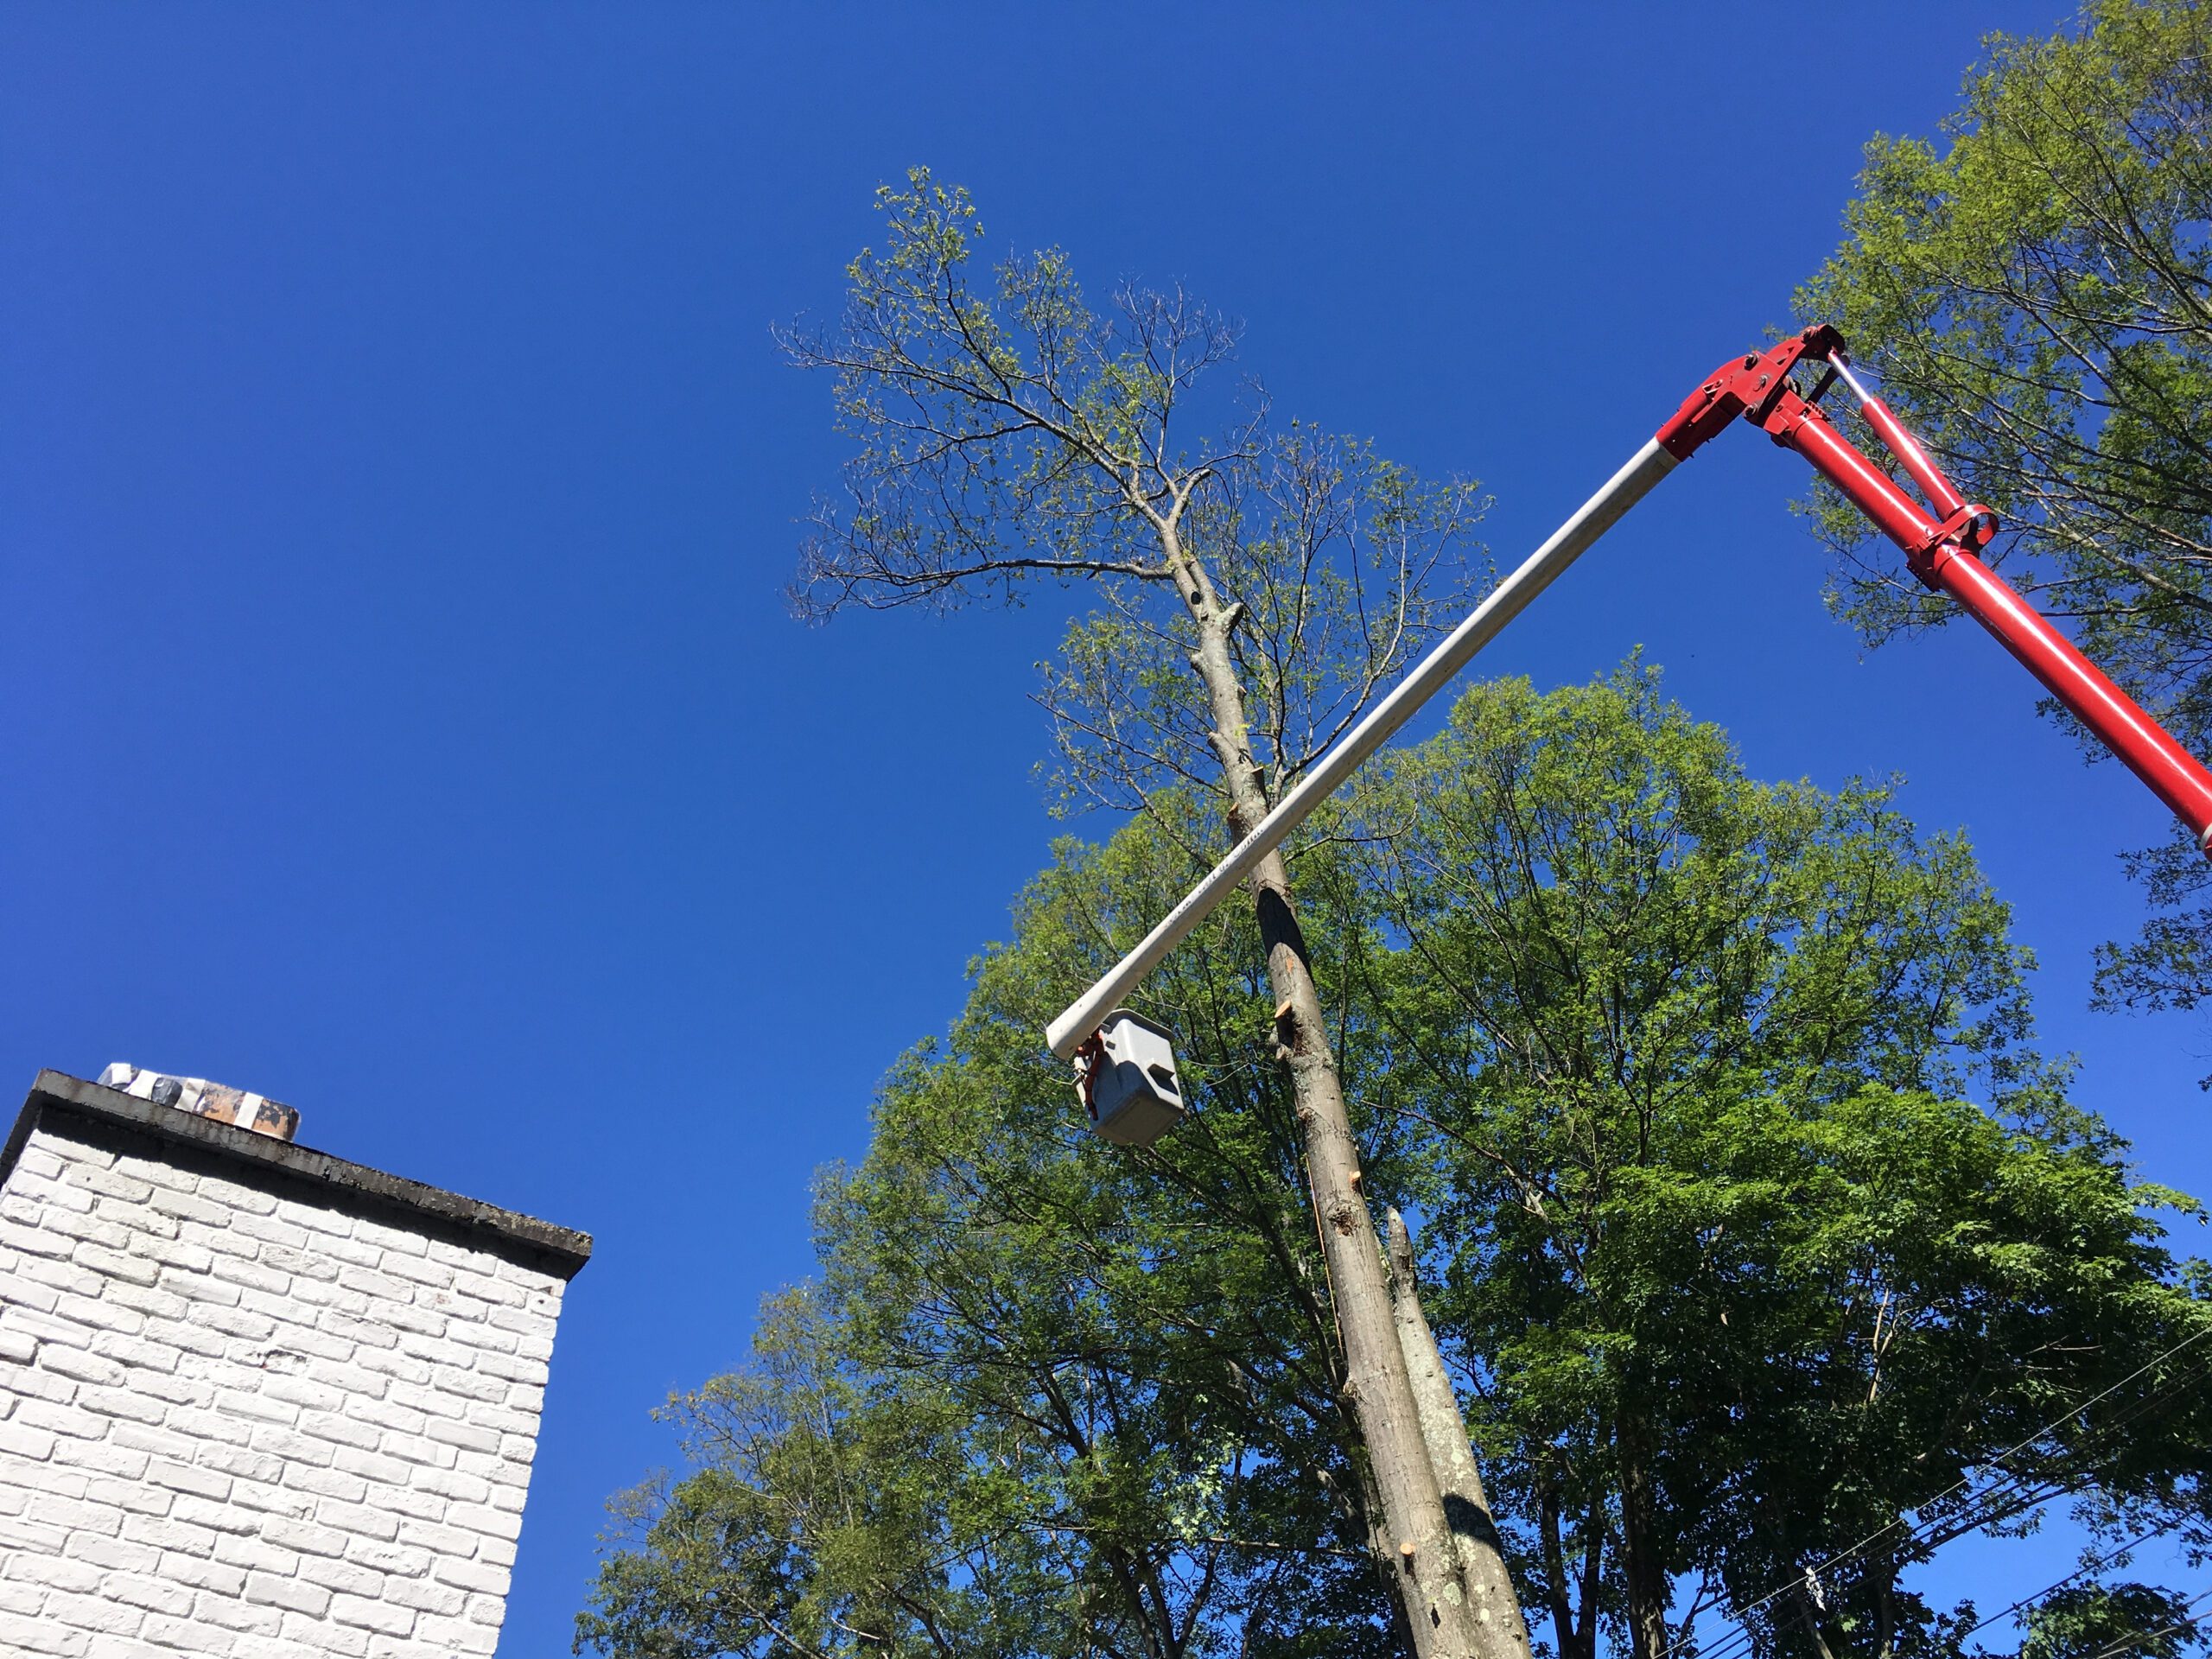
2018 1583 2209 1659
578 669 2209 1659
581 798 1402 1657
1347 668 2209 1659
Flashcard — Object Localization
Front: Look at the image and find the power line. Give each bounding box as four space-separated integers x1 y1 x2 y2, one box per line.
1952 1512 2191 1646
1688 1357 2209 1659
2075 1584 2212 1659
1659 1322 2212 1659
1899 1356 2212 1551
1688 1346 2210 1659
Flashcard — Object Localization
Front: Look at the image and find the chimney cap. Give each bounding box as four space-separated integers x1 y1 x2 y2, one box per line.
17 1070 591 1277
97 1064 300 1143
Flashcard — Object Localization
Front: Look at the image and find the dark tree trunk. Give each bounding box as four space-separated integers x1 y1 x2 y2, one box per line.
1617 1414 1670 1659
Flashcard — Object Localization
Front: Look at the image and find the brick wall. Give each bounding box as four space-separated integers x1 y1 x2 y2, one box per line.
0 1073 589 1657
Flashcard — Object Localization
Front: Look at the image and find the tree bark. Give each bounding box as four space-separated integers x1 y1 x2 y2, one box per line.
1790 1582 1840 1659
1535 1483 1599 1659
1168 529 1489 1658
1385 1210 1533 1659
1617 1414 1670 1659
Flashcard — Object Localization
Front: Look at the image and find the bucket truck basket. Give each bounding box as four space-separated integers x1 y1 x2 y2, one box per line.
1075 1009 1185 1147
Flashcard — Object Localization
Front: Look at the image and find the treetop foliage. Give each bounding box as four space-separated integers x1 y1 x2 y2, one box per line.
1796 0 2212 704
778 168 1489 827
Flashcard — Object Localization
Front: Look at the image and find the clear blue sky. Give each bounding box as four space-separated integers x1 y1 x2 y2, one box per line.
4 6 2202 1653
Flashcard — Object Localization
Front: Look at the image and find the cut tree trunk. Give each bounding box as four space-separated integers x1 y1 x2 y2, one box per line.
1169 535 1492 1658
1386 1209 1533 1659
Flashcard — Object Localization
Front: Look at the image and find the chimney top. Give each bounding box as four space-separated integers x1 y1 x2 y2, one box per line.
97 1063 300 1143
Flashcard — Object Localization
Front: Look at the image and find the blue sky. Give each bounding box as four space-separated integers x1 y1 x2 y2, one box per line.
3 5 2203 1653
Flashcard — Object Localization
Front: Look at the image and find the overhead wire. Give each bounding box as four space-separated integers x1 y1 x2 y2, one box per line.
1950 1511 2194 1647
1685 1353 2210 1659
1657 1323 2212 1659
1680 1354 2212 1659
1684 1361 2208 1659
1895 1352 2212 1548
2074 1584 2212 1659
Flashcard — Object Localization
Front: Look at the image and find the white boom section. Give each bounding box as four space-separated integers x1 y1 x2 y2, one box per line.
1046 436 1680 1058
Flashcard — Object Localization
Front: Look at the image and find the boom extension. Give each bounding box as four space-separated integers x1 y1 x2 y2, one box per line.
1046 325 2212 1062
1661 326 2212 853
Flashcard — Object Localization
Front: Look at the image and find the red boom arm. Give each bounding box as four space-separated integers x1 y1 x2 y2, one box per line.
1656 326 2212 855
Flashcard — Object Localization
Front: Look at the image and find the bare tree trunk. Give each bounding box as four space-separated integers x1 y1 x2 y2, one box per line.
1386 1210 1532 1659
1169 532 1485 1658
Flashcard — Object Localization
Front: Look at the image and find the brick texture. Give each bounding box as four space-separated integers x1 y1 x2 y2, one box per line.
0 1122 569 1656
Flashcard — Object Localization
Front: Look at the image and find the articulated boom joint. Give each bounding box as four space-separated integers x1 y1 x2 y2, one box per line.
1655 324 1845 461
1908 500 2000 584
1656 321 2212 855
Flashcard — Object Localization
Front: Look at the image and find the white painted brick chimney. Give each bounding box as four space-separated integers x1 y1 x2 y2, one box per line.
0 1070 592 1656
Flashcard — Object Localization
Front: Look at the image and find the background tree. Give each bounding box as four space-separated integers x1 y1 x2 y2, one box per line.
580 801 1433 1657
2018 1584 2207 1659
580 667 2212 1659
774 167 1512 1656
575 1288 1084 1658
1346 667 2212 1659
1790 0 2212 1019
